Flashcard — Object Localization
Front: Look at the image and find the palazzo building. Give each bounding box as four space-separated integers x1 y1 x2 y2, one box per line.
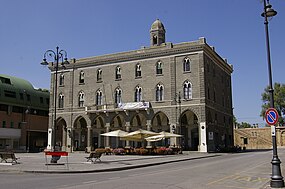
0 74 49 152
47 19 234 152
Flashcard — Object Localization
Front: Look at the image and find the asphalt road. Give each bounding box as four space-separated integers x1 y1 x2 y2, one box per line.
1 149 285 189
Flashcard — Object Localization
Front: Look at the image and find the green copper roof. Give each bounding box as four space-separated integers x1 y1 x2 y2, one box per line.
0 74 49 110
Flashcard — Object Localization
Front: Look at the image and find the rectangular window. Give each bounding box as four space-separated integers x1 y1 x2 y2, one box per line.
10 122 14 128
27 94 31 101
0 76 11 84
2 121 6 128
46 98 49 105
243 138 248 145
4 90 16 98
20 93 24 100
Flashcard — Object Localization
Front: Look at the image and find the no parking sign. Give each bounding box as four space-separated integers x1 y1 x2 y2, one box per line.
265 108 279 126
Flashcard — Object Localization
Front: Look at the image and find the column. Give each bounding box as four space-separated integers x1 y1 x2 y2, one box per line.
199 122 207 152
62 127 67 151
66 128 72 152
105 123 110 148
125 122 131 148
170 124 176 147
47 128 53 151
146 120 152 148
86 126 92 152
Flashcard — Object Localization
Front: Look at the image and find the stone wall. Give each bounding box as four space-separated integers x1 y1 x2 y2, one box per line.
234 127 285 149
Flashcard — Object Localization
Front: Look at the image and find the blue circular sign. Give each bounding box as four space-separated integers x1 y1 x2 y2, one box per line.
265 108 279 125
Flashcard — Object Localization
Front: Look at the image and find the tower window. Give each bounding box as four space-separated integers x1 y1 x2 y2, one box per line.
79 71 85 84
59 74 64 86
115 66 121 80
183 58 191 72
96 90 103 105
153 35 158 45
78 91 85 107
135 64 142 78
156 84 164 101
59 93 64 108
97 69 102 82
156 61 163 75
183 81 192 100
135 86 142 102
115 88 122 104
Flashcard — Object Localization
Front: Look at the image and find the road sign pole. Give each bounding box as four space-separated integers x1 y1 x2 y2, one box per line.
265 108 284 187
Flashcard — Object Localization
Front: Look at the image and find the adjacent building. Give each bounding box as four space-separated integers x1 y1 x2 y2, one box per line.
47 19 234 152
0 74 49 152
234 127 285 150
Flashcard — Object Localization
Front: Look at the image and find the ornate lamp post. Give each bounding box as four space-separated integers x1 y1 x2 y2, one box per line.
41 47 69 162
261 1 284 187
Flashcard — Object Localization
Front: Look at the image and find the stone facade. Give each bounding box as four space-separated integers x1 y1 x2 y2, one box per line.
46 19 234 152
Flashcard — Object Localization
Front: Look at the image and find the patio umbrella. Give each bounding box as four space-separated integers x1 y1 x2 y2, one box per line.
145 131 182 142
100 129 129 137
120 129 159 141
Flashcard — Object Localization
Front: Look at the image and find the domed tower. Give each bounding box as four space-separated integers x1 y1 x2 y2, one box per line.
150 19 166 46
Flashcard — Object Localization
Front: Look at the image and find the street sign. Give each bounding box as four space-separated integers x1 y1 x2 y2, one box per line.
265 108 279 126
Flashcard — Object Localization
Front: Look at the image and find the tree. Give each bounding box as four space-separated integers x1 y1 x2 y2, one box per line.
238 122 252 128
260 83 285 126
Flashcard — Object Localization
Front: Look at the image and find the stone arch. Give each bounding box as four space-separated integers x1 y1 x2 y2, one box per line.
180 109 199 151
55 117 67 150
91 115 106 149
130 113 147 131
73 116 88 151
92 116 105 129
109 113 126 148
111 114 125 129
151 111 169 132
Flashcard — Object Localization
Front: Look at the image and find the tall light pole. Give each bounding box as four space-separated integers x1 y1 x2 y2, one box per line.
174 92 181 147
41 47 69 160
261 0 284 187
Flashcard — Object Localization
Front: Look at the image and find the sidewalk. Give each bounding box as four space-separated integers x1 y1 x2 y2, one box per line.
0 152 220 174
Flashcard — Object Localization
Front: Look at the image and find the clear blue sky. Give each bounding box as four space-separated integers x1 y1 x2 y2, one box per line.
1 0 284 126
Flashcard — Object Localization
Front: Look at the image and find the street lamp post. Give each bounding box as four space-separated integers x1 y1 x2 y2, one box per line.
41 46 69 163
261 0 284 187
174 92 181 147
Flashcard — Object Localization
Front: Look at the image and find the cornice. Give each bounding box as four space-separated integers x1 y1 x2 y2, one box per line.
203 44 233 74
67 41 205 69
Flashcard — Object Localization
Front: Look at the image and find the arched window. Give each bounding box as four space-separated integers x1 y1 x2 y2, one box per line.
115 88 122 104
156 84 164 101
153 35 158 45
115 66 121 80
156 61 163 75
78 91 85 107
183 81 192 100
96 90 103 105
59 74 64 86
135 64 142 78
183 57 191 72
97 69 102 82
58 93 64 108
79 71 85 84
134 86 142 102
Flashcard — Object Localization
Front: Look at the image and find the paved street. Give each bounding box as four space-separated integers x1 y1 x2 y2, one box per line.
1 149 285 189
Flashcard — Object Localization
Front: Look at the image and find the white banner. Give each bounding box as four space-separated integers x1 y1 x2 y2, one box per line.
118 102 149 110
